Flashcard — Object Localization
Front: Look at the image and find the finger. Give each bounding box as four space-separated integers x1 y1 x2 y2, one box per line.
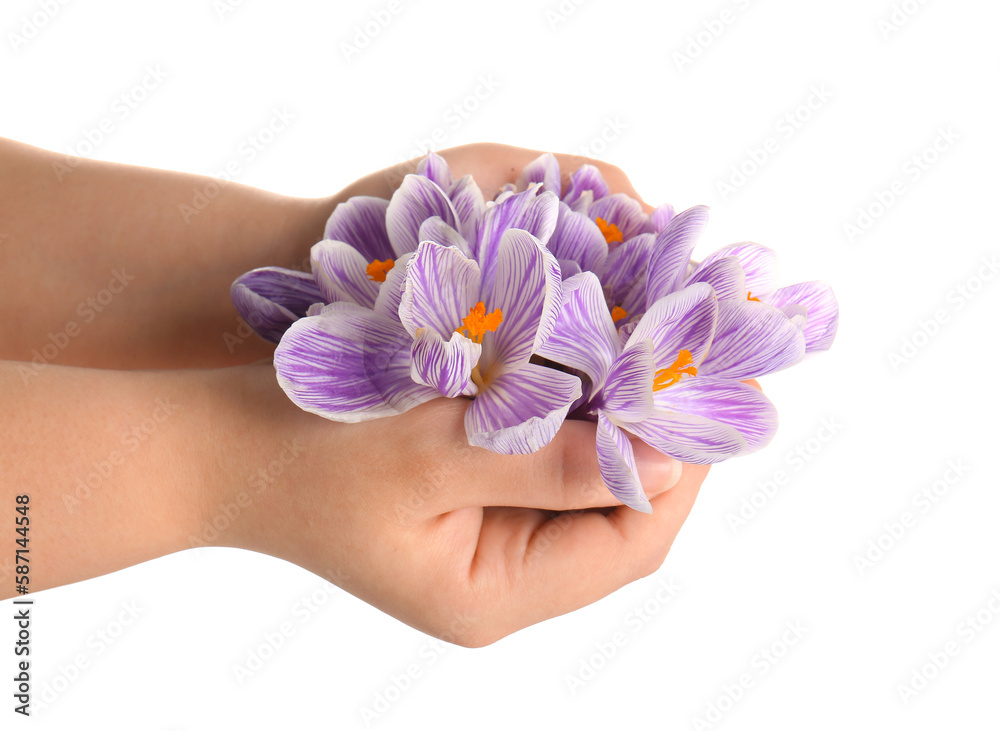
468 462 710 641
439 142 653 211
389 398 682 514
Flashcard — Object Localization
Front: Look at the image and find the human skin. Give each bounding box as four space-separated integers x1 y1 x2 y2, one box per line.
0 140 725 645
0 139 655 370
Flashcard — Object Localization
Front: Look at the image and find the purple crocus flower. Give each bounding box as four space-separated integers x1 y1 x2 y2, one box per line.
230 267 325 344
630 206 839 353
512 153 838 354
230 158 555 342
536 274 778 511
274 228 582 455
515 152 676 242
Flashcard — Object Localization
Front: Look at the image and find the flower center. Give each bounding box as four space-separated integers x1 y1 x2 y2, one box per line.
611 305 628 323
596 217 623 245
456 301 504 344
366 258 395 282
746 291 761 302
653 349 697 391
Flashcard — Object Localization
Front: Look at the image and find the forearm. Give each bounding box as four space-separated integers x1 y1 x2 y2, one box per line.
0 360 258 597
0 137 335 369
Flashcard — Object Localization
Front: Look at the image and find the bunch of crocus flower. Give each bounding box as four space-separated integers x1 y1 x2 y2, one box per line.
232 153 838 512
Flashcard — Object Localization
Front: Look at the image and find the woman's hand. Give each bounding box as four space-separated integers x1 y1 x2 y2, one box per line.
204 363 703 647
0 139 650 371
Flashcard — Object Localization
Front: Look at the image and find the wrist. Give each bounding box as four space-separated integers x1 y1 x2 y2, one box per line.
187 362 318 560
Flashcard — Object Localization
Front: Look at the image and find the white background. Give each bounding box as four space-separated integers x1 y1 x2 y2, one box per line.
3 0 999 728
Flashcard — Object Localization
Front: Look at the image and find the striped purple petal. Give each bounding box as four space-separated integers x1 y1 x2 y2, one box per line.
559 258 582 279
418 216 472 258
698 243 778 300
231 267 323 343
476 186 558 292
448 174 485 247
535 272 620 389
651 376 778 453
410 329 480 399
323 196 394 262
766 281 839 352
274 304 437 423
588 193 647 242
416 151 454 191
568 189 593 214
311 240 380 309
623 410 747 464
624 283 718 370
780 303 809 333
686 255 747 301
480 229 563 373
650 204 675 233
516 153 561 197
465 364 582 455
372 253 412 322
645 205 710 309
564 164 609 206
597 233 654 310
386 175 459 257
602 340 654 423
699 300 806 379
547 201 609 274
596 411 651 513
399 241 480 340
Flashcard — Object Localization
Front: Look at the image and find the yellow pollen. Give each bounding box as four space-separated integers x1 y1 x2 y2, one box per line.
652 349 697 392
596 217 624 245
366 258 395 282
455 301 504 344
746 291 761 302
611 306 628 323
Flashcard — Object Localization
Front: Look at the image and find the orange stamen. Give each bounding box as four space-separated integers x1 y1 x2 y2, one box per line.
652 349 697 392
596 217 624 245
455 301 504 344
611 306 628 323
746 291 761 302
366 258 395 282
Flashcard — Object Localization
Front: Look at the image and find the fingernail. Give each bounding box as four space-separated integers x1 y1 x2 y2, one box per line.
632 440 683 495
